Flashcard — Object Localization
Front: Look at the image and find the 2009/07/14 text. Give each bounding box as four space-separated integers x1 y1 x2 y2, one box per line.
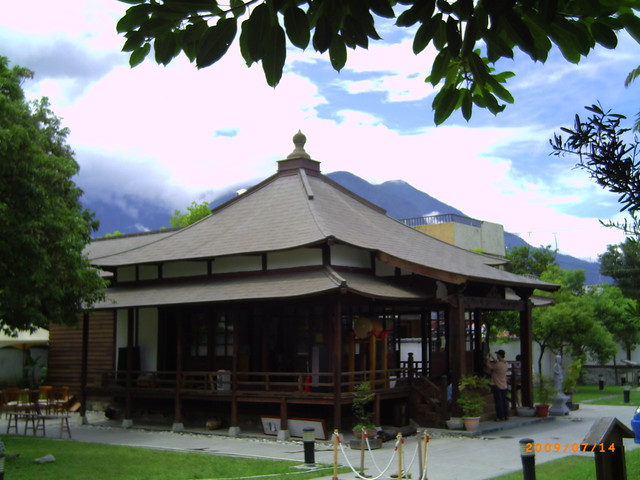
524 443 616 453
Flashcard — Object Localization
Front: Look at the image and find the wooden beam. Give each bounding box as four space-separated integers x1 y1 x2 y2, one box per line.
376 252 467 285
463 296 524 311
174 316 183 424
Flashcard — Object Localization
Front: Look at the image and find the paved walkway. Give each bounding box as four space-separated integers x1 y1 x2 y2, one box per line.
2 403 639 480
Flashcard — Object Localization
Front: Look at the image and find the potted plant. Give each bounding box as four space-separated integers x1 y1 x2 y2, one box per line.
535 377 554 417
458 374 491 431
352 381 377 437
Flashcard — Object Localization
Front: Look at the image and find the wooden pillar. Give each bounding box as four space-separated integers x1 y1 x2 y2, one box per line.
332 293 343 430
80 312 89 421
124 308 134 423
449 292 466 401
173 317 183 428
230 314 240 435
420 309 429 376
473 309 483 372
519 294 534 407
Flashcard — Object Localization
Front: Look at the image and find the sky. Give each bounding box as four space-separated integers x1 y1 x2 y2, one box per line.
1 1 638 261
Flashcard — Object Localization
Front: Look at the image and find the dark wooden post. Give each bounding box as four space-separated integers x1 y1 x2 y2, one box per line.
173 317 183 430
332 293 343 430
449 291 466 399
80 312 89 421
124 308 134 425
518 294 534 407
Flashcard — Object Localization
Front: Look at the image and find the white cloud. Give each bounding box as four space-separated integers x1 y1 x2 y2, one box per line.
3 0 637 261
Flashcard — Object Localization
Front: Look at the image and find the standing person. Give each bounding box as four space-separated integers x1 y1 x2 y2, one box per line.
486 349 509 421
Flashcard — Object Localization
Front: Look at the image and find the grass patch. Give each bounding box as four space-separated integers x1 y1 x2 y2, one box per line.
570 384 640 406
1 435 342 480
489 448 640 480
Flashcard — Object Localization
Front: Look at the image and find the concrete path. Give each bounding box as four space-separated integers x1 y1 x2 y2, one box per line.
1 403 639 480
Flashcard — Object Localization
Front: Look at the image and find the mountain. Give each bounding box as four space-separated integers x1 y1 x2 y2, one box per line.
85 170 606 284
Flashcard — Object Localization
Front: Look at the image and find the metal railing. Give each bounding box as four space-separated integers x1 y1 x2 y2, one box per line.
401 213 483 228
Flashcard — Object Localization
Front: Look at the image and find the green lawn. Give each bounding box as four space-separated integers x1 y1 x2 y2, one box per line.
490 383 640 480
488 448 640 480
0 436 343 480
570 383 640 406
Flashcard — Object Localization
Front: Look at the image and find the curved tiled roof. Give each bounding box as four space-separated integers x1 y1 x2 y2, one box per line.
89 136 556 292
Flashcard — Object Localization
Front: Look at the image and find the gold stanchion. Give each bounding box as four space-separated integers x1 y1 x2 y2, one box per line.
333 429 340 480
397 432 404 479
359 427 367 477
422 430 430 480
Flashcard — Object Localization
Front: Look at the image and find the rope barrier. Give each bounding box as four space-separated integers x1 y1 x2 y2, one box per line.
332 429 433 480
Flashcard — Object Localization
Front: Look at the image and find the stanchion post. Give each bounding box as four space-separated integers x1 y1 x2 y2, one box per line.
333 430 340 480
397 432 404 480
418 431 423 477
422 430 430 480
520 438 536 480
359 428 366 477
303 427 315 466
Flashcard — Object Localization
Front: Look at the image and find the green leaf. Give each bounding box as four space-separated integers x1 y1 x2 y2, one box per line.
196 18 237 69
154 32 178 65
312 16 333 53
433 85 460 125
247 3 271 61
283 6 310 49
468 52 489 85
429 47 450 86
413 14 441 54
368 0 396 19
461 88 472 121
342 15 368 49
591 22 618 49
230 0 246 17
620 12 640 44
239 19 254 66
116 4 152 33
486 74 514 104
396 0 435 27
484 30 514 62
503 10 536 59
182 19 208 62
130 43 151 67
122 32 146 52
446 17 461 57
329 34 347 71
262 24 286 87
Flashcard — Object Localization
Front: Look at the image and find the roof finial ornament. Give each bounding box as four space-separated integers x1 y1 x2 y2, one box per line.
287 130 310 159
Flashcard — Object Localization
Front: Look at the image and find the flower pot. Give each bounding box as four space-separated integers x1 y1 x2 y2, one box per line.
535 404 550 418
446 417 464 430
516 407 536 417
463 416 481 432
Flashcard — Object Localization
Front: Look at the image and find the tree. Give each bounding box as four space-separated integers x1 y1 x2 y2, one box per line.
625 65 640 132
505 244 557 277
532 265 617 373
599 238 640 300
551 104 640 238
169 200 211 228
587 283 640 360
488 244 557 339
116 0 640 125
0 57 106 333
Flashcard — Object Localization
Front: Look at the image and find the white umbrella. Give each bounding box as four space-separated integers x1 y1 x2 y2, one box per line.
0 328 49 350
